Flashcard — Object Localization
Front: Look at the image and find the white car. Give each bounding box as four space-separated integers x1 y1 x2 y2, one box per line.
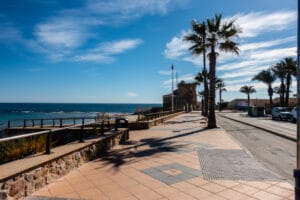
290 107 297 122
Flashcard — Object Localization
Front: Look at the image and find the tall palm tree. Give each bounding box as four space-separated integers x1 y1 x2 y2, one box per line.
272 62 286 107
281 57 297 106
252 69 276 108
194 70 209 116
216 79 226 112
185 20 209 117
205 14 240 128
240 85 256 106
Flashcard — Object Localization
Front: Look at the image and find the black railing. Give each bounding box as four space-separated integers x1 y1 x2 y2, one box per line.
0 117 128 164
6 117 97 129
139 110 183 121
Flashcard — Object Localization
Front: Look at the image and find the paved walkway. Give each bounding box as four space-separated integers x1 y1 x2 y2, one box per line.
219 112 296 141
29 112 294 200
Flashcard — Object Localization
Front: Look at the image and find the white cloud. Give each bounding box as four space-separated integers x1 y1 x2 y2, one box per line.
35 20 86 49
239 36 296 51
164 30 191 59
86 0 188 19
249 47 296 60
74 39 143 63
127 92 138 97
92 39 143 54
226 11 296 38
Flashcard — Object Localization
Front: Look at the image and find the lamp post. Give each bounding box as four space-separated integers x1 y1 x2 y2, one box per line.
294 0 300 199
171 64 174 112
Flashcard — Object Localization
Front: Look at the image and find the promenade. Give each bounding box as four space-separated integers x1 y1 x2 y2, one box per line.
28 112 294 200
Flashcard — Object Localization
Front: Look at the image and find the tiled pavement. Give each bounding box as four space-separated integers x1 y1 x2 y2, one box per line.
28 112 294 200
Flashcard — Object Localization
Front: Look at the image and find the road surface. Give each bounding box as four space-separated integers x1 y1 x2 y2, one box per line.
217 114 296 184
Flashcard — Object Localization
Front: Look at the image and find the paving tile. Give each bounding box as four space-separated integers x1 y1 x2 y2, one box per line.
166 192 197 200
252 191 283 200
232 184 260 195
217 189 248 200
245 181 272 190
200 182 227 193
153 185 178 197
276 182 294 190
77 188 108 200
104 188 132 200
265 185 294 197
186 177 209 187
212 180 240 188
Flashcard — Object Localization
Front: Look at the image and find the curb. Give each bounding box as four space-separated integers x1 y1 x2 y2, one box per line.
218 114 296 142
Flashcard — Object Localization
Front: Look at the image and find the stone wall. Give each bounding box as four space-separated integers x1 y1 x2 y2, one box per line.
0 129 129 200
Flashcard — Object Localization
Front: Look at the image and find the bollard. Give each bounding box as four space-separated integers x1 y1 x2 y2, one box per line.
32 120 35 127
73 118 76 125
52 119 55 127
101 121 104 135
79 126 84 143
82 118 85 126
46 131 51 154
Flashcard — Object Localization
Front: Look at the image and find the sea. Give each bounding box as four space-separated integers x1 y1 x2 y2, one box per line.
0 103 161 130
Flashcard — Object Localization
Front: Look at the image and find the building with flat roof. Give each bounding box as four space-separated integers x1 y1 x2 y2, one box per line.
163 81 197 111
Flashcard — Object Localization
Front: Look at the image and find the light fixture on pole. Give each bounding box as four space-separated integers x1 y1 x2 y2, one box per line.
171 64 174 112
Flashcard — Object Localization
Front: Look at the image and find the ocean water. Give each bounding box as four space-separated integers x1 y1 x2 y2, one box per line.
0 103 161 129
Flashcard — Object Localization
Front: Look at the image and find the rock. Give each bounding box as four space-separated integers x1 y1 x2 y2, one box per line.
25 183 33 196
9 179 25 197
24 173 34 182
34 178 44 190
2 180 13 190
0 190 8 200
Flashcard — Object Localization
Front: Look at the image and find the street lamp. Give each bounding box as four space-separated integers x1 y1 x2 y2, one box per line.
294 0 300 199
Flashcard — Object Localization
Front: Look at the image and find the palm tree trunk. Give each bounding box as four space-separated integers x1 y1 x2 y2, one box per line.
208 50 217 128
203 38 209 117
268 85 273 108
285 74 291 106
280 80 285 107
247 94 250 106
219 89 221 112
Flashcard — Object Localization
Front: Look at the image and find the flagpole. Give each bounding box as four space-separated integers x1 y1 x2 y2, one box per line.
171 64 174 112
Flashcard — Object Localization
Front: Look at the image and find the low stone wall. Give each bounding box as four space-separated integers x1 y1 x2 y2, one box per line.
129 111 184 130
0 129 129 200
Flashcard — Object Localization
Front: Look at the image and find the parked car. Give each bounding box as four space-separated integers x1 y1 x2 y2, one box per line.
289 107 297 122
271 107 290 120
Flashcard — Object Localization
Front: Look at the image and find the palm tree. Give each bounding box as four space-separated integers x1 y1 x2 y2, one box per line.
252 69 276 108
215 79 226 112
240 85 256 106
205 14 240 128
281 57 297 106
185 20 209 117
194 70 209 116
272 62 286 107
198 91 205 114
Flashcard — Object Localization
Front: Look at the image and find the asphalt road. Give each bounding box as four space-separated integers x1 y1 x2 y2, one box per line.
217 114 296 184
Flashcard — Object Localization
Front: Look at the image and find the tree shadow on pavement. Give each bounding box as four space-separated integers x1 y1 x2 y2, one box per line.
93 127 209 171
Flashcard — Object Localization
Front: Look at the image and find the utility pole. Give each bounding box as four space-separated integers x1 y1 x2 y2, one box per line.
295 0 300 199
171 64 174 112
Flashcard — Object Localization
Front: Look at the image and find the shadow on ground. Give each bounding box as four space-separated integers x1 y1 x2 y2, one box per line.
93 127 209 171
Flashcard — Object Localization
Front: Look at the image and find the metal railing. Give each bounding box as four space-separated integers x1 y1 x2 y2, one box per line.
139 110 183 121
0 117 128 158
6 117 97 129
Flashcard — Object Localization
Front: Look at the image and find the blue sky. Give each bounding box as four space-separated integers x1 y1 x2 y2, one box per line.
0 0 297 103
